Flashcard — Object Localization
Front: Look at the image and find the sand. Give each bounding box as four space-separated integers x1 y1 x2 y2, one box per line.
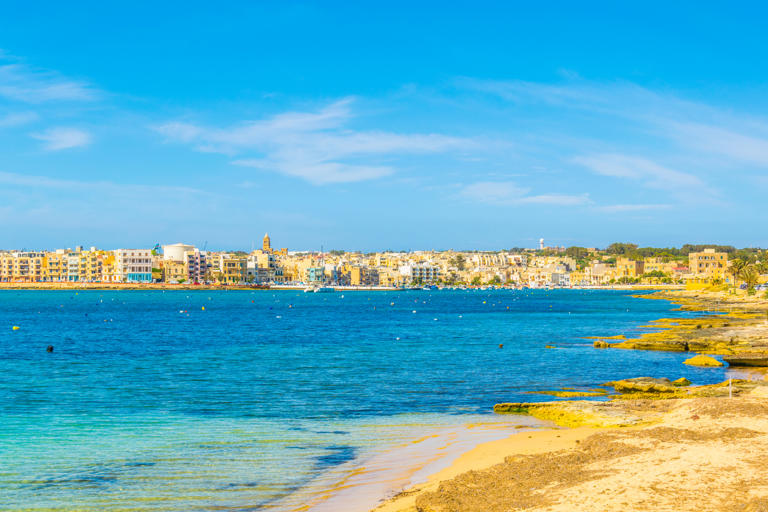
371 388 768 512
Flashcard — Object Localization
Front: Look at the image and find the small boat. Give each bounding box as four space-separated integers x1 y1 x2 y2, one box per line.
304 286 336 293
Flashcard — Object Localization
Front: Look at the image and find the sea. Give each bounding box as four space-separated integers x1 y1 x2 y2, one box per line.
0 289 729 511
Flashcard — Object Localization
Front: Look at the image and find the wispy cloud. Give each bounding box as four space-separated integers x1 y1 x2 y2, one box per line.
460 181 591 206
0 61 98 103
0 170 202 195
666 122 768 167
571 153 712 201
0 111 37 128
31 127 92 151
155 98 475 184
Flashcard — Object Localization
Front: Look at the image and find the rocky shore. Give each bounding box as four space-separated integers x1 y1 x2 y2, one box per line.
370 288 768 512
594 288 768 365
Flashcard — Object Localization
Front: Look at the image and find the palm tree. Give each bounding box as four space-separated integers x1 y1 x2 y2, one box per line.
730 258 747 287
739 264 760 292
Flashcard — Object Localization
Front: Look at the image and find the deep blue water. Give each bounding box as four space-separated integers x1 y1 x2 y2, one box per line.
0 289 726 510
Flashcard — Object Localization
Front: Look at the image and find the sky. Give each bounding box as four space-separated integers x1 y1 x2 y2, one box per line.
1 1 768 251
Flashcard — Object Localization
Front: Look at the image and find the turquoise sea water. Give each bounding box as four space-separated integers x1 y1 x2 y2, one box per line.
0 289 727 510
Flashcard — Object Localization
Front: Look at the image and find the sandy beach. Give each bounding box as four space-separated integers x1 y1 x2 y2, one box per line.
365 288 768 512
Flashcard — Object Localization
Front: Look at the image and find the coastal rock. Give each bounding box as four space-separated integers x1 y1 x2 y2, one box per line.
607 377 677 394
683 355 724 367
493 401 643 428
593 340 612 348
673 377 692 387
723 353 768 367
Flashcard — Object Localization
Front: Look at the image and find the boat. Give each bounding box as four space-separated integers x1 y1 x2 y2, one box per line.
303 286 336 293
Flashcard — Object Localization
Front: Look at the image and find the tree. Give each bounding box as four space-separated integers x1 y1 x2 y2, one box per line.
565 246 589 260
730 258 747 286
471 276 482 286
739 264 759 292
606 243 639 256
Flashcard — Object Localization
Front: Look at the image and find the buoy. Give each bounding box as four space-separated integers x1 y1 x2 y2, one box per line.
499 344 504 349
12 326 20 331
46 345 53 353
412 310 417 313
201 306 205 311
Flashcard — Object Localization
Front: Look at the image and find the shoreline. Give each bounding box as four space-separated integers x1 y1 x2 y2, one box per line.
375 388 768 511
363 287 768 511
293 417 549 512
0 283 681 291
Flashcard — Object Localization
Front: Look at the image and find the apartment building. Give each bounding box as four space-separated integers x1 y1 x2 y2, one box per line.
688 249 729 280
114 249 153 283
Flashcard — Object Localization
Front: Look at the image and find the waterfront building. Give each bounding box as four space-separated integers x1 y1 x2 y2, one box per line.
162 243 195 262
162 243 207 283
399 263 441 284
0 252 44 282
688 249 729 281
643 257 676 275
349 265 379 286
306 266 326 284
221 255 247 284
42 251 67 282
114 249 153 283
615 257 645 279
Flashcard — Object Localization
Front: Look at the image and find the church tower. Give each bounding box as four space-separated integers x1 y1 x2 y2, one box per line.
262 233 272 252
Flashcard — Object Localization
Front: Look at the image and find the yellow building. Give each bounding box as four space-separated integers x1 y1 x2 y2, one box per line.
43 252 68 281
0 252 44 282
615 257 644 279
163 260 188 282
688 249 728 280
220 256 247 283
350 266 379 286
642 257 676 275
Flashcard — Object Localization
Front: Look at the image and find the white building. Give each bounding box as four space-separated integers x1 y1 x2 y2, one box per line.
162 243 208 283
162 243 195 262
399 263 441 283
114 249 153 283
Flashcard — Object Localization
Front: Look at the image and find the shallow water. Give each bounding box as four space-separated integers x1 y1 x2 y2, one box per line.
0 289 726 510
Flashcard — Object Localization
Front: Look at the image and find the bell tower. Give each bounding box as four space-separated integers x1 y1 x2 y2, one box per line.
262 233 272 252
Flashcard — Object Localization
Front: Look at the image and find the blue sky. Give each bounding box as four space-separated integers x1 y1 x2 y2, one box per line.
1 2 767 251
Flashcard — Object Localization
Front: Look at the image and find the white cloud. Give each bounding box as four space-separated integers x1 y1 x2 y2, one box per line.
31 127 92 151
461 181 590 206
0 63 98 103
571 153 711 200
233 159 393 184
0 170 202 195
0 111 37 128
667 122 768 167
155 98 475 184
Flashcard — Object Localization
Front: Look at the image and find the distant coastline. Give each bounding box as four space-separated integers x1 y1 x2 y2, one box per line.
0 282 684 291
